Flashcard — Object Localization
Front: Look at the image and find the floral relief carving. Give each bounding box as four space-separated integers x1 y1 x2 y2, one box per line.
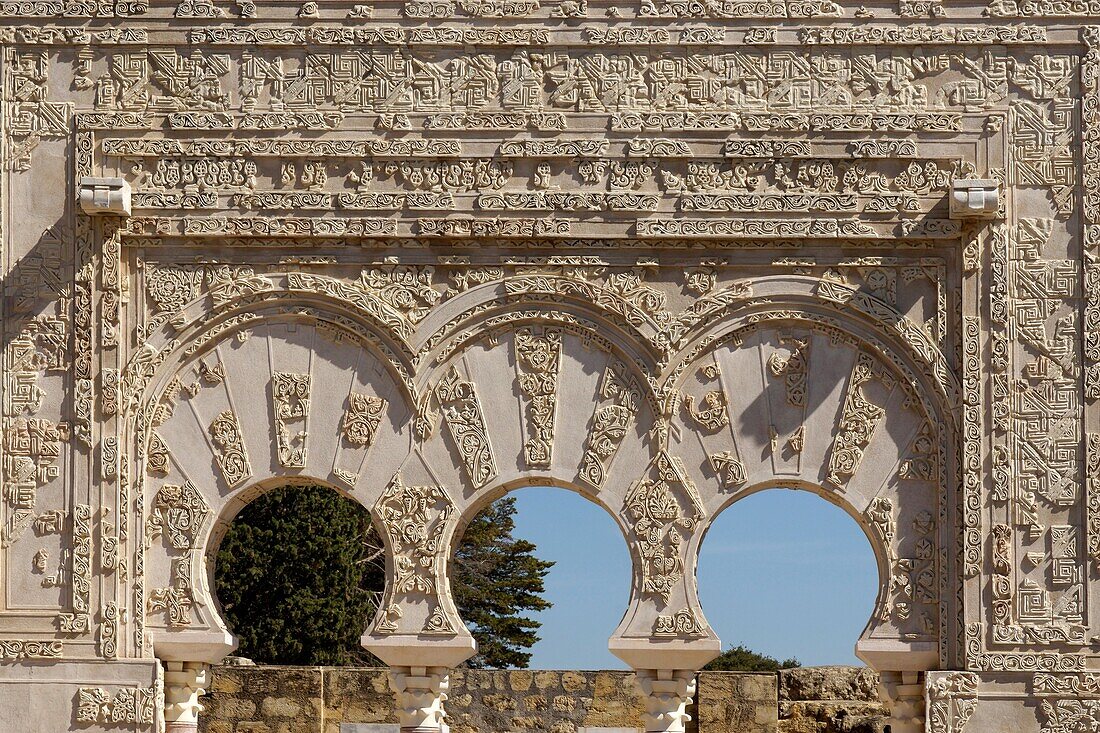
926 672 978 733
435 365 496 489
767 330 812 408
148 555 195 627
825 352 896 491
342 392 387 447
515 327 562 469
145 430 171 476
146 480 210 551
3 11 1097 729
579 360 641 489
209 409 252 488
623 452 704 603
653 608 706 638
271 371 311 468
375 476 453 597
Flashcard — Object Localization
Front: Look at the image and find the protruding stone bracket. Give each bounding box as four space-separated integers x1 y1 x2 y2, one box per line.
949 179 999 220
635 669 696 733
163 661 210 733
78 176 132 216
389 666 450 733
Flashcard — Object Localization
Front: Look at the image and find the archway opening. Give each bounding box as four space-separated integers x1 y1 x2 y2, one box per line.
214 483 384 666
697 488 879 667
452 486 632 670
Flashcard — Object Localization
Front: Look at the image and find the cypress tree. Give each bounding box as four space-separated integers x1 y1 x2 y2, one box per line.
452 496 554 668
214 485 384 666
215 487 553 668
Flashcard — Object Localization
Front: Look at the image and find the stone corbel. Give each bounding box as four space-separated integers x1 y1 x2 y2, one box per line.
949 179 999 220
78 176 132 217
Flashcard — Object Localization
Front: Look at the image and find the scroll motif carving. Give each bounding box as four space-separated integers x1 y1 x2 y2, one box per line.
342 392 387 447
0 640 63 660
926 672 979 733
579 360 641 489
709 450 747 489
146 481 210 551
209 409 252 488
148 555 195 627
653 609 706 638
271 371 311 468
623 453 703 603
515 328 562 469
375 477 453 596
436 365 496 488
145 431 170 476
825 352 895 490
76 686 157 725
677 363 730 431
767 331 811 407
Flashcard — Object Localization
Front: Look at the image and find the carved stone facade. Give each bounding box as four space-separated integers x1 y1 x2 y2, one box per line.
0 5 1095 733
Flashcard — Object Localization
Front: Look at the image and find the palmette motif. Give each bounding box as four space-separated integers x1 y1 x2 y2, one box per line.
1 5 1098 733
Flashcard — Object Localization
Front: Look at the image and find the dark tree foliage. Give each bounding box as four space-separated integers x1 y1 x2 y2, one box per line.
215 487 553 668
703 645 801 672
452 496 554 669
215 485 384 666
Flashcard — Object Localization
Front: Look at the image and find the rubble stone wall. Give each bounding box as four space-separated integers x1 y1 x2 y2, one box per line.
199 665 886 733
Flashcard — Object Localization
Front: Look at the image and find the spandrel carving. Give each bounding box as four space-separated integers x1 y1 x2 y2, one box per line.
1 9 1098 732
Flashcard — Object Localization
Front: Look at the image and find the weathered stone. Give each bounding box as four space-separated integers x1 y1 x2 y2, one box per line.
0 5 1090 731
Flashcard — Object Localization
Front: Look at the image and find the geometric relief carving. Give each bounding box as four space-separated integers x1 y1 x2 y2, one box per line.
145 481 210 551
579 360 640 489
515 327 562 469
435 365 496 489
825 352 895 491
375 476 453 598
271 371 311 468
2 417 67 547
623 452 703 604
209 409 252 489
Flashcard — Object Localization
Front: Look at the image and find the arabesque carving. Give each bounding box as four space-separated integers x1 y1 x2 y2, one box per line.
0 7 1097 733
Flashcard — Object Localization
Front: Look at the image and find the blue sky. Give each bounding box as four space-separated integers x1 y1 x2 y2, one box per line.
508 487 878 669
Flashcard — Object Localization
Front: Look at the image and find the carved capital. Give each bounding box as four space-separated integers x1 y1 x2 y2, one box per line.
163 661 209 732
635 669 696 733
389 666 450 733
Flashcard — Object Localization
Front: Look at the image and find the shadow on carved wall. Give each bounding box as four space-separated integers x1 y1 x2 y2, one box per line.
697 488 877 666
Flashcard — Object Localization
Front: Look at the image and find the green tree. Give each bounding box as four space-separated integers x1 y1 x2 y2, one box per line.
215 487 553 668
215 485 383 666
452 496 554 668
703 644 801 672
